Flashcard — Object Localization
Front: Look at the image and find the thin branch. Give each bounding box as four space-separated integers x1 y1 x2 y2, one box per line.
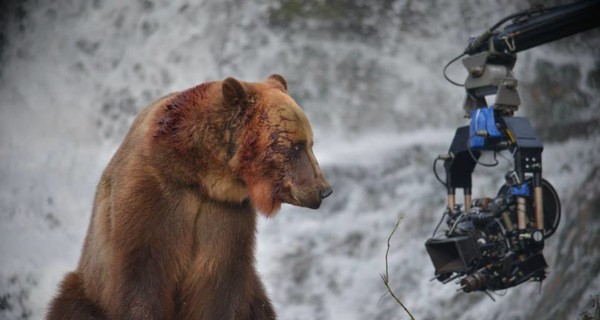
382 217 415 320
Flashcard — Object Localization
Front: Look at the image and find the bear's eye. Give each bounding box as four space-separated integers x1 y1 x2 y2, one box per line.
292 143 304 152
290 143 305 159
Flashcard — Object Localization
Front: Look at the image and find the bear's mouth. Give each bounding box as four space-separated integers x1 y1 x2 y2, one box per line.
304 197 322 209
281 187 329 210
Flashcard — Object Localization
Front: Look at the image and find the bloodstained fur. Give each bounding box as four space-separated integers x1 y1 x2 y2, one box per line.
47 75 329 320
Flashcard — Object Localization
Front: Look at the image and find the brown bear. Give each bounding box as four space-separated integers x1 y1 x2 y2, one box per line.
46 74 332 320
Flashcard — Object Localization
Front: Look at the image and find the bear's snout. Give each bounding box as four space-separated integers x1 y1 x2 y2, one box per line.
303 180 332 209
320 186 333 200
302 185 332 209
289 182 331 210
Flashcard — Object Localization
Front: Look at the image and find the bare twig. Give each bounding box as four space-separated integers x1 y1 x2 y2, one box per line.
381 217 415 320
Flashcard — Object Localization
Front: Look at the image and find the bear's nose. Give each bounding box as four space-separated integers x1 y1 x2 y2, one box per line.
320 186 333 200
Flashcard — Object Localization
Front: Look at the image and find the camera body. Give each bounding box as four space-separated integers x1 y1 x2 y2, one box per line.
425 0 600 296
427 51 562 293
426 176 560 292
426 110 561 292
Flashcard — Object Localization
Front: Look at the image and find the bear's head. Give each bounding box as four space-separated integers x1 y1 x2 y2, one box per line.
153 74 332 217
224 75 332 216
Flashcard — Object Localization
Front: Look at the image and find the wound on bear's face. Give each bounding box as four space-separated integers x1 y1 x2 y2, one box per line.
152 75 331 216
237 87 332 216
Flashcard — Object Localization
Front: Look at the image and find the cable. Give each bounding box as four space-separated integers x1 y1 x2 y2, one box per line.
489 11 530 33
431 210 448 238
444 6 550 85
433 157 447 188
467 142 499 167
491 3 569 31
464 4 558 55
442 53 466 86
494 218 512 252
448 211 464 236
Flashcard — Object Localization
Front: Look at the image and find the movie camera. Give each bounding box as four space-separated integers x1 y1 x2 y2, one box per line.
425 0 599 294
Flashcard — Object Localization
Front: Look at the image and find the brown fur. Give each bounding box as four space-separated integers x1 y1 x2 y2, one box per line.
47 75 331 319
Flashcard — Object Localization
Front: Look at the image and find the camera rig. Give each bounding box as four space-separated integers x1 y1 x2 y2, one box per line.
425 0 600 294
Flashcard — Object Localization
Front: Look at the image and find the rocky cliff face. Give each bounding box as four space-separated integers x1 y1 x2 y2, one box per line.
0 1 598 319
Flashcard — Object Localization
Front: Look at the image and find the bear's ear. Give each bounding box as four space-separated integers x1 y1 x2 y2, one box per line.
222 77 247 107
267 74 287 93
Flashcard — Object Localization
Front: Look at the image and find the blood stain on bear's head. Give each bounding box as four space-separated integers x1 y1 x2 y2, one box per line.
151 75 331 216
230 75 332 217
